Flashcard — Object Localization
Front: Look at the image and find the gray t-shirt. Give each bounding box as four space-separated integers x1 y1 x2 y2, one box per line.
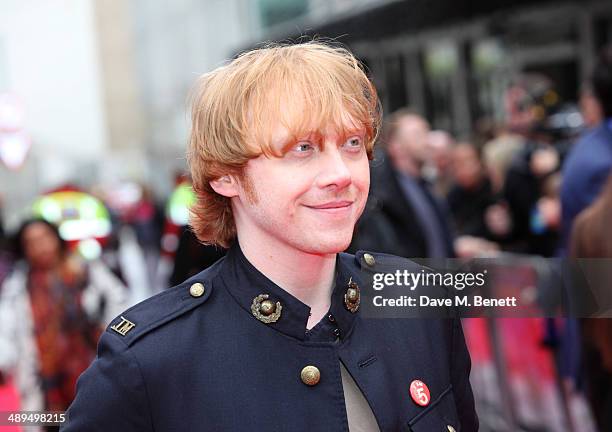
340 362 381 431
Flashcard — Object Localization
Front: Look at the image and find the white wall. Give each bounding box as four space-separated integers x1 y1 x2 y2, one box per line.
129 0 261 197
0 0 107 229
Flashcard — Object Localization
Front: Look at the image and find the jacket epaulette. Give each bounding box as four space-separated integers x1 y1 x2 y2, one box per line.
353 250 427 272
105 258 224 347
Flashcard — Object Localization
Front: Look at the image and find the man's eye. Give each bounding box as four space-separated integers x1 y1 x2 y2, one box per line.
344 136 363 150
294 142 314 153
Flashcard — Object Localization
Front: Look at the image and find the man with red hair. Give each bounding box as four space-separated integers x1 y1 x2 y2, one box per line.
62 42 477 432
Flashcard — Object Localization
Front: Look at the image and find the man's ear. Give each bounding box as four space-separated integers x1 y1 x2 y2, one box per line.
209 175 239 198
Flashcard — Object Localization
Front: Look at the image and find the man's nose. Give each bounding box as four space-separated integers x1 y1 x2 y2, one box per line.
316 146 352 190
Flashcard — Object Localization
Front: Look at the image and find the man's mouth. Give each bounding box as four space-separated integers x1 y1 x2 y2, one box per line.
307 200 353 210
306 200 353 214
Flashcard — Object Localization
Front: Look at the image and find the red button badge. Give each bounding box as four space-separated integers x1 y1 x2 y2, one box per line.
409 380 431 406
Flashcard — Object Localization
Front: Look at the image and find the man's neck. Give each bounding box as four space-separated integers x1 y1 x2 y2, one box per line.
238 233 337 329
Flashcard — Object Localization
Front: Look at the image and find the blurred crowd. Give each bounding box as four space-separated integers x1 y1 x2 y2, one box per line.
0 46 611 431
348 47 612 432
0 173 226 431
351 73 583 260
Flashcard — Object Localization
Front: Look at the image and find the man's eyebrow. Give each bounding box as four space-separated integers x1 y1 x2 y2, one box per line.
344 127 366 136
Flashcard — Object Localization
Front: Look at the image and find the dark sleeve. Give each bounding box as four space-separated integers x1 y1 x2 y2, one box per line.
502 169 530 243
450 318 479 431
60 332 153 431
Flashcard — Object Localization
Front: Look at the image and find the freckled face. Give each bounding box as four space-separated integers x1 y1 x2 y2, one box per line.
232 120 370 255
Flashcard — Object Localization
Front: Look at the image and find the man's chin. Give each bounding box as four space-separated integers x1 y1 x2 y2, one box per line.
302 235 353 255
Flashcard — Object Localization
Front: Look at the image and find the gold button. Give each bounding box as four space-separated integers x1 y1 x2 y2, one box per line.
344 278 360 313
346 287 359 303
189 282 205 298
259 299 276 316
447 426 456 432
300 365 320 386
363 253 375 266
251 294 282 323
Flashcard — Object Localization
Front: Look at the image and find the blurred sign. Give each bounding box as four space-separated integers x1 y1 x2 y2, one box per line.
0 93 25 131
160 181 195 256
31 190 112 260
97 181 143 218
166 182 195 226
0 93 30 170
0 130 31 170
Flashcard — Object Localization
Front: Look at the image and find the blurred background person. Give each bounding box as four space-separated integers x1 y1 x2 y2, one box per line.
351 109 455 258
122 183 164 288
482 130 525 196
501 74 568 257
424 129 455 197
447 142 506 257
560 46 612 432
578 83 604 131
448 142 496 238
0 219 127 424
570 174 612 432
561 46 612 254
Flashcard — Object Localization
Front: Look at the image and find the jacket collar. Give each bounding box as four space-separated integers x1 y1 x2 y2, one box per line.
219 243 361 341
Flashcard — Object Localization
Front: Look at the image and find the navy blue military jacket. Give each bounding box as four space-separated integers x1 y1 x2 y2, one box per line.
62 245 478 431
